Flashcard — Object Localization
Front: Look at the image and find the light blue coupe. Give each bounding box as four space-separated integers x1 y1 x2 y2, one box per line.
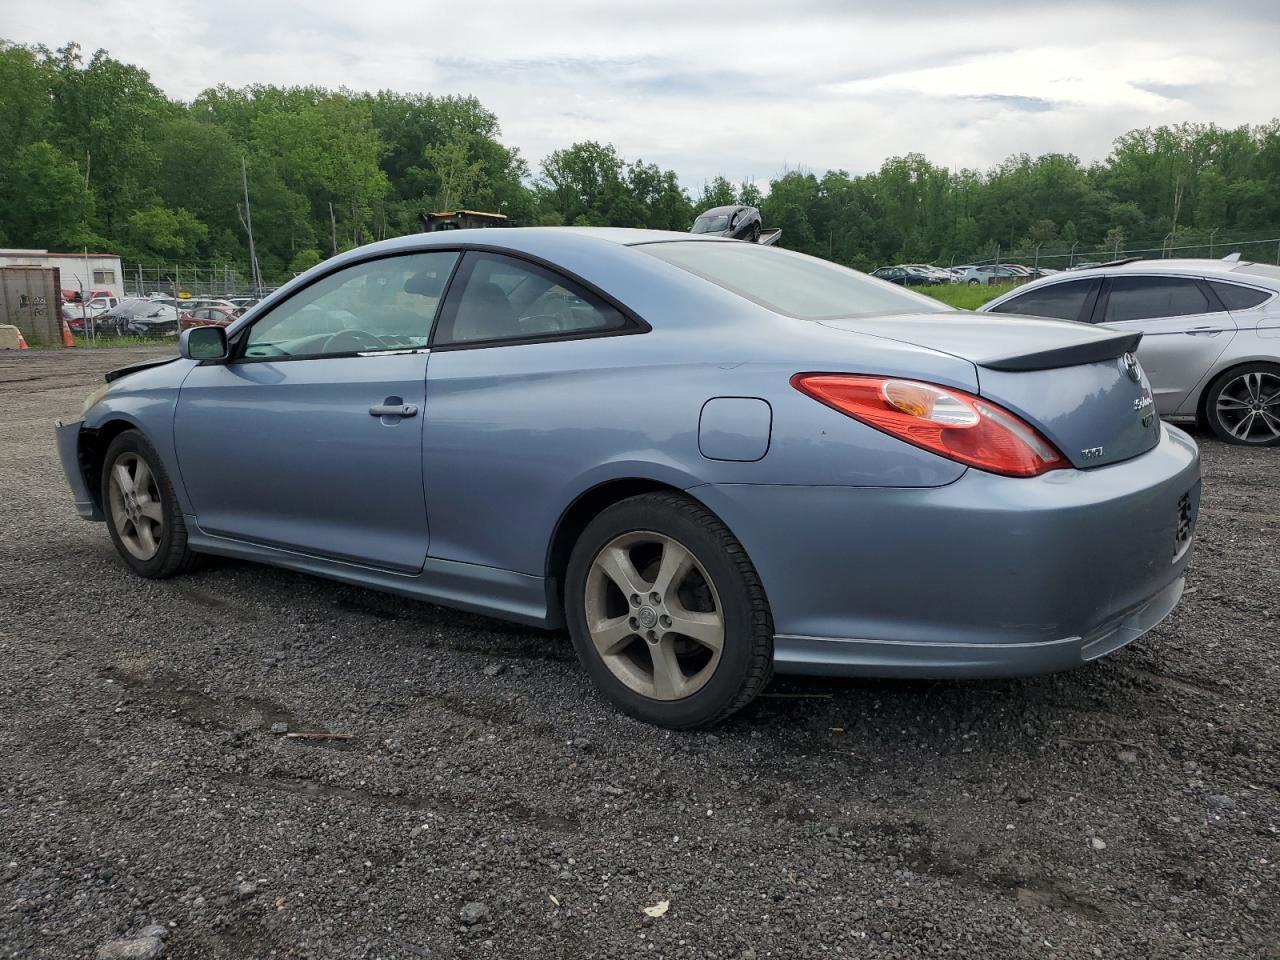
57 229 1201 727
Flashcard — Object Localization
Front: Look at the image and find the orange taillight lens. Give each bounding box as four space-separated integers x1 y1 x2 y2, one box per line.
792 374 1067 478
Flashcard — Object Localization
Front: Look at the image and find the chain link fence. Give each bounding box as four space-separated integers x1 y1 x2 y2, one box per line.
121 262 259 299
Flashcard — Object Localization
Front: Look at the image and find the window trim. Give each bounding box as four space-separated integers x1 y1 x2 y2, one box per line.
427 247 650 352
227 249 465 364
225 244 649 364
1092 274 1223 325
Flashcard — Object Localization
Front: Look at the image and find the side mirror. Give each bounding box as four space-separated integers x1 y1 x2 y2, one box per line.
180 326 229 361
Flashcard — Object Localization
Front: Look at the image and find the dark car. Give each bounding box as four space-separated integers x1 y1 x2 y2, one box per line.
98 298 180 338
690 205 763 242
871 266 941 287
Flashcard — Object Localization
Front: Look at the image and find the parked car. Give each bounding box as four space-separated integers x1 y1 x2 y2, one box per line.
62 296 120 331
97 298 180 338
981 258 1280 445
957 265 1023 286
58 228 1199 728
183 297 239 312
690 205 763 242
225 297 261 315
871 266 941 287
179 306 238 331
898 264 954 283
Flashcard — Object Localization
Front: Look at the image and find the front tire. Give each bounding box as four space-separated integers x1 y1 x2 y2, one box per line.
102 429 201 578
1204 363 1280 446
564 493 773 728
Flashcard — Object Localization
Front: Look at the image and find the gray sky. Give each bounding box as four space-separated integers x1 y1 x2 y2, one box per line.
9 1 1280 189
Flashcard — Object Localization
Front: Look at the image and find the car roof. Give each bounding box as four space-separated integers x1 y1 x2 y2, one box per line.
1052 258 1277 283
695 206 744 217
984 257 1280 309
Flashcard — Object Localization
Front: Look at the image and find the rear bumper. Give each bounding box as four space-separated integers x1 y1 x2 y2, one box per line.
54 419 102 520
773 576 1184 677
691 423 1200 678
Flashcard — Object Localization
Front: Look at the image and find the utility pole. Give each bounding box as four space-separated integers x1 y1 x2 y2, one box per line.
241 156 262 293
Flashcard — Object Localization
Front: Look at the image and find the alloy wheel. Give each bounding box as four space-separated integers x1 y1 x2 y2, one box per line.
1214 370 1280 443
584 531 724 701
107 452 164 561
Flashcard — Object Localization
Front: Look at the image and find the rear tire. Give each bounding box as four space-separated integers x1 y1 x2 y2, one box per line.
1203 362 1280 446
102 429 201 578
564 493 773 728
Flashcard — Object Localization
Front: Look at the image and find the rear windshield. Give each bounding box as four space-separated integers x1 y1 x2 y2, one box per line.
638 241 948 319
691 215 730 234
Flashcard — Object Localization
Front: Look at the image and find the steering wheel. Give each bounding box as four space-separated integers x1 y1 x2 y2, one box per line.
321 329 386 353
518 313 566 335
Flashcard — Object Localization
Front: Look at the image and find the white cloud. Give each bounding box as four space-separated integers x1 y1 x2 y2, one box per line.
8 0 1278 188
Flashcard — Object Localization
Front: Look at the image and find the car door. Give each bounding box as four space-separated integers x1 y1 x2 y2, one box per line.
421 250 641 575
1093 275 1237 415
173 250 459 572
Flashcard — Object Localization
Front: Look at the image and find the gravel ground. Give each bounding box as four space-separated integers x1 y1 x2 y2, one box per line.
1 346 1276 960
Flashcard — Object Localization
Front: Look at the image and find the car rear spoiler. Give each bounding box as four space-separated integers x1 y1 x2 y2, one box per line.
977 331 1142 372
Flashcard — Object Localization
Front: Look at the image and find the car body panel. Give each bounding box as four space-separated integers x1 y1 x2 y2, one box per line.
693 422 1198 670
59 228 1202 679
818 313 1158 468
174 353 432 572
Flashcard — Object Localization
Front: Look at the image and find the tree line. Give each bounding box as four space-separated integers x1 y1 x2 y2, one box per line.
3 40 1279 285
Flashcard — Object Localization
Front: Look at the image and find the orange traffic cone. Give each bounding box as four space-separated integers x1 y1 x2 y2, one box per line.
17 331 29 350
61 319 76 348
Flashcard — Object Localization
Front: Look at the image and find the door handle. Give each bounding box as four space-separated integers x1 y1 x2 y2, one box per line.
369 403 418 418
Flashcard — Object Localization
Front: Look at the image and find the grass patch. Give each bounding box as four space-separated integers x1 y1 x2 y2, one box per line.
920 281 1021 311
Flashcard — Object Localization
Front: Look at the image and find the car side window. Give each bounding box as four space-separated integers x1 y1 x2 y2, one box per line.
1208 281 1270 311
1103 276 1212 323
988 279 1096 322
242 251 459 359
434 252 628 347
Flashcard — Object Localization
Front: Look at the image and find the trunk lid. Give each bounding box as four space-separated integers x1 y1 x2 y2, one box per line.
818 312 1161 468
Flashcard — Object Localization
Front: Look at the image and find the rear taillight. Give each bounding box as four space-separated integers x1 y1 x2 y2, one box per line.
791 374 1067 478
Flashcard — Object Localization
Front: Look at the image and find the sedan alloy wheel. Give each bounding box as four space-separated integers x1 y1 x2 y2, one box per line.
1209 366 1280 445
584 530 725 700
107 452 164 561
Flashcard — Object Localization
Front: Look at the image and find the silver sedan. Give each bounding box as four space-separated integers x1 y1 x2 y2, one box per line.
982 258 1280 445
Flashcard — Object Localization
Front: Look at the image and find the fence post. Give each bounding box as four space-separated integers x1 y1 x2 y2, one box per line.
1069 241 1078 267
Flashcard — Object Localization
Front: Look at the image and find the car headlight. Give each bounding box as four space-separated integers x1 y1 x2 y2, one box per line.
82 383 109 416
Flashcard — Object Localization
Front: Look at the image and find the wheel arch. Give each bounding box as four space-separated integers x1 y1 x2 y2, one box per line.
80 416 146 514
544 477 750 622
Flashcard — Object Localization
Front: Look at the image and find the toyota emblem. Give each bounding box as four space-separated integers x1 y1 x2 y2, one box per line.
1122 353 1142 383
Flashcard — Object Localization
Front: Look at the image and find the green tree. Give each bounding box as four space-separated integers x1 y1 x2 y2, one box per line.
0 141 97 248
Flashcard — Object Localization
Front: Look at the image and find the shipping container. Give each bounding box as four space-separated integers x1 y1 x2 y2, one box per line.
0 266 62 346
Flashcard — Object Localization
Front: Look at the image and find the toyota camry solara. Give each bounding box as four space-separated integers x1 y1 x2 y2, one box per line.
56 228 1201 728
